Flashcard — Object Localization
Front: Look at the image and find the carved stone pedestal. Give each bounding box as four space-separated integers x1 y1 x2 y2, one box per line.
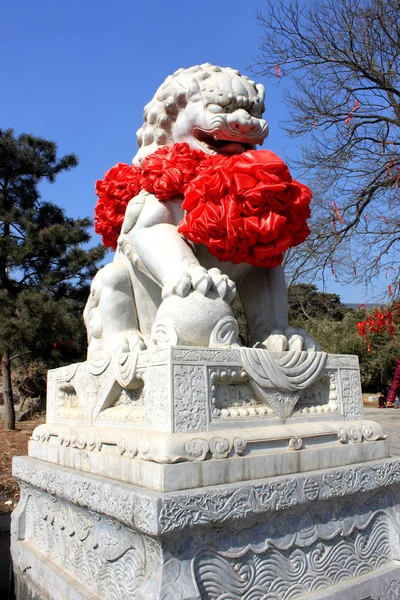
11 348 400 599
11 456 400 600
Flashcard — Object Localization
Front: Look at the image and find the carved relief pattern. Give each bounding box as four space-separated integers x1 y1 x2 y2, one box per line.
340 369 364 420
303 477 320 501
240 348 327 392
235 351 329 420
57 381 80 408
14 457 400 536
53 360 120 423
215 383 259 416
172 348 240 364
325 355 359 369
209 369 338 421
160 479 298 533
173 365 207 432
323 461 400 498
144 364 170 431
12 453 400 600
75 364 117 422
194 514 391 600
33 426 103 452
293 373 338 417
387 580 400 600
115 387 145 406
98 404 146 422
137 347 169 367
159 460 400 533
55 371 84 420
99 386 146 422
20 489 159 599
208 367 273 420
13 459 157 534
325 355 359 368
48 349 366 433
252 388 300 423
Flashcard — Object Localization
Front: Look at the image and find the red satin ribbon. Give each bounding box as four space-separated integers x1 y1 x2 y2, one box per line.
94 143 311 267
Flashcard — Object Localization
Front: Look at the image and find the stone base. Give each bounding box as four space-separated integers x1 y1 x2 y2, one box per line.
12 555 400 600
12 349 400 598
11 455 400 600
28 419 388 491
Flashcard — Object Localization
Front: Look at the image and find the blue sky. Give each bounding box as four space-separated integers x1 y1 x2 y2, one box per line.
0 0 369 303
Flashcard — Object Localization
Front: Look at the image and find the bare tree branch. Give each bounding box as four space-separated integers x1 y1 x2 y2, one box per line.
252 0 400 299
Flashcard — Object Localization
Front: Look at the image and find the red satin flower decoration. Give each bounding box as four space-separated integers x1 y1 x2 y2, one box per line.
179 150 311 267
95 163 141 249
140 143 204 200
94 145 312 267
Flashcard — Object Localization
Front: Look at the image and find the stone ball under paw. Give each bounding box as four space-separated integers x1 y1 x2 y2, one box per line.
153 290 236 347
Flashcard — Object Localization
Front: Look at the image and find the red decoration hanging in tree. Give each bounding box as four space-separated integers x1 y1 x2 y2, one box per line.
356 304 400 352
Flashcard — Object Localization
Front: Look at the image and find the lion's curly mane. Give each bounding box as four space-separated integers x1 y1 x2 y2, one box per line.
133 63 265 166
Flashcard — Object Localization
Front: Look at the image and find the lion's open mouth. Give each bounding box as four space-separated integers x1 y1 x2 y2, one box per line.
193 130 256 155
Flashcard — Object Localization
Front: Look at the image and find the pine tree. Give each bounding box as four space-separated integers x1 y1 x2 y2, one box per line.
0 129 106 429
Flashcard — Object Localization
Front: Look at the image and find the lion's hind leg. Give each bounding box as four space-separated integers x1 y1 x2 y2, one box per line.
83 261 145 358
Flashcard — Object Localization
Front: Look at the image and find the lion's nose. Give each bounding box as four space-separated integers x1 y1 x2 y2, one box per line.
226 110 264 135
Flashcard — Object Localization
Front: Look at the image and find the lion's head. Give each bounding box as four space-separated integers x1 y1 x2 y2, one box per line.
133 63 269 166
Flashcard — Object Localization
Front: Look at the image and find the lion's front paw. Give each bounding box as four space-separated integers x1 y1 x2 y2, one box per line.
162 267 236 303
109 331 147 354
263 327 321 352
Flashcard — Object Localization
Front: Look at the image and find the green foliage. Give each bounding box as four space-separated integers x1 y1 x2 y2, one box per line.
0 128 106 371
291 295 400 391
288 283 347 323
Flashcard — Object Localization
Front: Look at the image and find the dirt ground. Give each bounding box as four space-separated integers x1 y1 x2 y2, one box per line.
0 415 45 514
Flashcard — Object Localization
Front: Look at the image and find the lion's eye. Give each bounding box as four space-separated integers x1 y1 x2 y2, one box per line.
207 104 224 114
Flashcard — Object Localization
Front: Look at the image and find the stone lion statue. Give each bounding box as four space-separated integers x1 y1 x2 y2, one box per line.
84 63 319 357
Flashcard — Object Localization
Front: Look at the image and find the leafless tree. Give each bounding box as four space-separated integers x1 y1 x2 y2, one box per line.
253 0 400 298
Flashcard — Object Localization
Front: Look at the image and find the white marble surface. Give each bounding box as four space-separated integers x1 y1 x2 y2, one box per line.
84 64 318 357
12 455 400 599
44 348 363 432
25 347 373 491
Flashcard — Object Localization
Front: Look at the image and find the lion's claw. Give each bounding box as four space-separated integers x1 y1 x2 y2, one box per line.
162 267 236 303
264 330 288 352
208 268 237 302
191 266 213 295
263 327 321 353
162 271 192 299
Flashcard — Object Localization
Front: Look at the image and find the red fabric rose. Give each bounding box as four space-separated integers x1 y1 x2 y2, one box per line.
94 145 312 265
140 142 204 200
179 149 311 268
95 163 141 249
